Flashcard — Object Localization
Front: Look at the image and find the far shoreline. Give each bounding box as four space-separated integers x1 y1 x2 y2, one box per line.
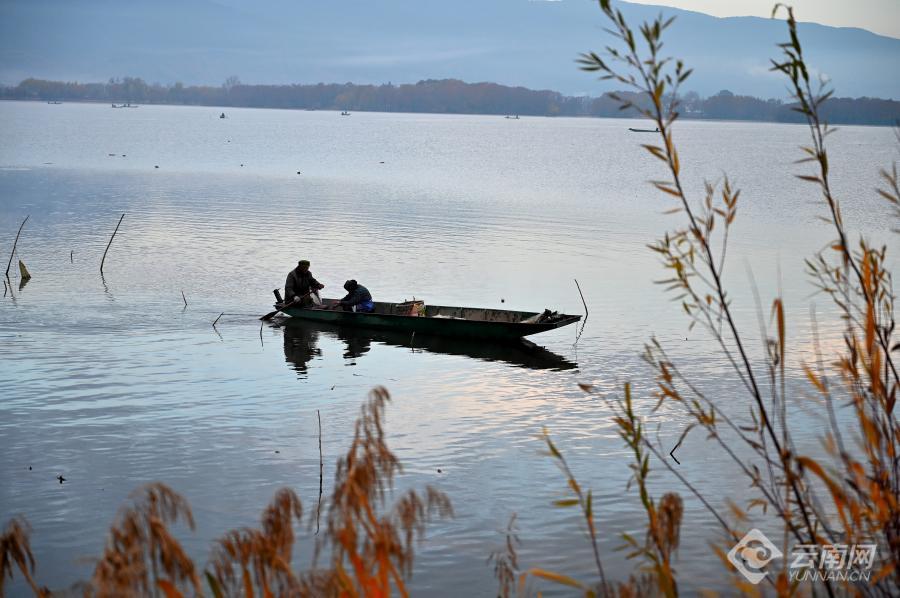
2 97 897 129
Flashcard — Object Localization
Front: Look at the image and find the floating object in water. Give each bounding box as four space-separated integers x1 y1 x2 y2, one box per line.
296 171 302 175
154 165 159 169
340 111 350 116
628 127 659 133
18 260 31 281
220 112 226 119
57 474 66 484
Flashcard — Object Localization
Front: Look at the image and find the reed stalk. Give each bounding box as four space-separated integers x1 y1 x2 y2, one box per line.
5 216 28 279
100 213 125 276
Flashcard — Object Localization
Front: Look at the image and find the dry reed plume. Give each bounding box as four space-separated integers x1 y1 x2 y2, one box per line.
1 388 451 597
0 517 48 597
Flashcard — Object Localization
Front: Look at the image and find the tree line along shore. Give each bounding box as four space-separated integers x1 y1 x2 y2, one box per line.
3 76 899 126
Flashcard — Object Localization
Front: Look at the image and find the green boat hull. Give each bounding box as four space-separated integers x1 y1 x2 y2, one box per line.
279 300 581 342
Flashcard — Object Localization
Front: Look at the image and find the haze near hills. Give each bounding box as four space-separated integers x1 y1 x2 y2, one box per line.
1 0 898 100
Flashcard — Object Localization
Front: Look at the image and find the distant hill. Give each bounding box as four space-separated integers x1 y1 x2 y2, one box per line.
1 0 898 99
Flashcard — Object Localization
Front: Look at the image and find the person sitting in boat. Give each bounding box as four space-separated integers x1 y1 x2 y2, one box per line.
284 260 324 307
337 280 374 312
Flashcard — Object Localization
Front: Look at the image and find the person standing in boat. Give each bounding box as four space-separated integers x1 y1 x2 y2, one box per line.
336 280 374 312
284 260 324 307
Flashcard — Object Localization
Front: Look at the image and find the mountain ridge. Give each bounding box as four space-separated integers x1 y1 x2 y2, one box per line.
1 0 897 99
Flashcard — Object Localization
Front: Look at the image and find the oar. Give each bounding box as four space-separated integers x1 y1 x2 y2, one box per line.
260 290 313 321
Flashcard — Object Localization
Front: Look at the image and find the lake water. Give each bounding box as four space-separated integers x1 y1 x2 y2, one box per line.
1 101 897 595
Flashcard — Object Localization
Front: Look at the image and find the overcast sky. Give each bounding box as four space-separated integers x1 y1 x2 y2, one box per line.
626 0 900 39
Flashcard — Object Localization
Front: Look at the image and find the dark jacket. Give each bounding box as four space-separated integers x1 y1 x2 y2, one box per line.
285 268 324 301
339 284 372 307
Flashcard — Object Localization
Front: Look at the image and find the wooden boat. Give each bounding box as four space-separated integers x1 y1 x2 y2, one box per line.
628 127 659 132
278 299 581 341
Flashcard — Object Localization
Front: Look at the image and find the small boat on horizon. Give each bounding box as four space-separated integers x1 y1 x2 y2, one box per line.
220 112 226 119
47 101 62 105
340 110 351 116
628 127 659 132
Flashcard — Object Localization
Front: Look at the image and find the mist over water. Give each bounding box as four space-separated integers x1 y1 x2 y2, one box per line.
1 101 896 594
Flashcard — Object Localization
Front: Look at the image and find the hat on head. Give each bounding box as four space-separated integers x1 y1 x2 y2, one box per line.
298 260 310 267
343 279 358 291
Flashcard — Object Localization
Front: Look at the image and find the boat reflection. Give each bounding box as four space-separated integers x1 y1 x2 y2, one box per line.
280 319 577 373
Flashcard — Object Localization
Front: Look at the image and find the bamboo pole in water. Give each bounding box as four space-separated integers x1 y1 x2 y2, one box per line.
574 278 588 318
100 213 125 275
5 215 28 279
316 408 323 534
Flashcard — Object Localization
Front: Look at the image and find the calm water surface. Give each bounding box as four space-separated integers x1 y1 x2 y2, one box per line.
1 101 897 594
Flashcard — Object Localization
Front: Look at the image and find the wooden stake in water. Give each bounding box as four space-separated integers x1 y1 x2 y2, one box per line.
574 278 588 318
316 408 323 534
573 278 589 346
5 215 28 279
100 213 125 275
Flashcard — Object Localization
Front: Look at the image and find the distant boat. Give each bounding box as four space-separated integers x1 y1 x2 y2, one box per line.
505 115 520 120
220 112 226 119
628 127 659 133
112 103 139 108
340 111 350 116
47 101 62 105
